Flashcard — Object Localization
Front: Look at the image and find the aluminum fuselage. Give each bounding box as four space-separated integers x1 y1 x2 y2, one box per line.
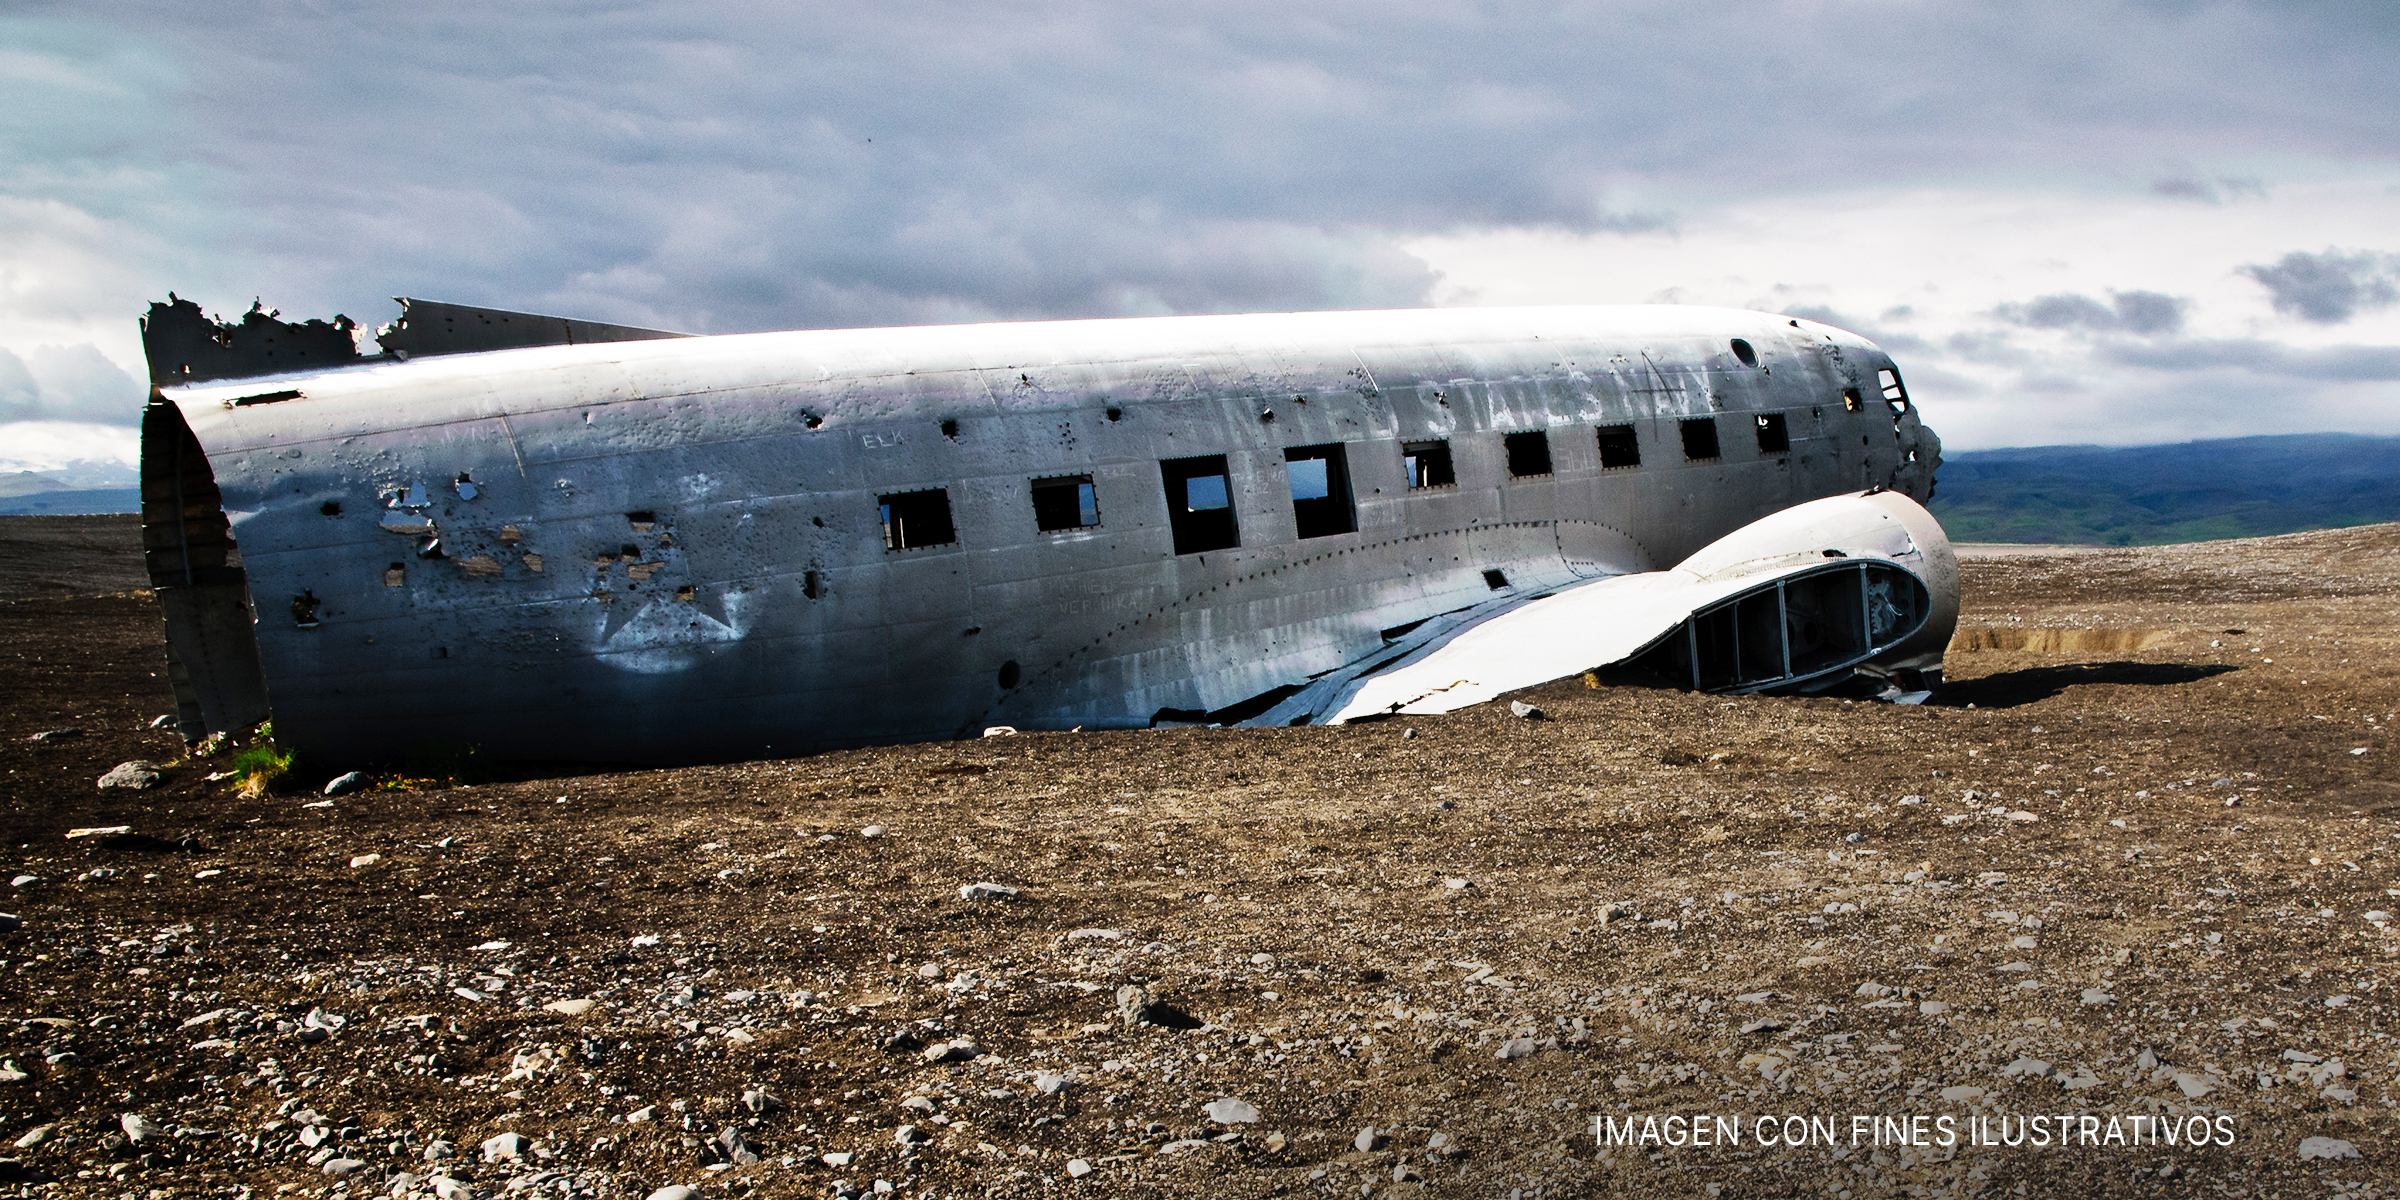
153 304 1939 761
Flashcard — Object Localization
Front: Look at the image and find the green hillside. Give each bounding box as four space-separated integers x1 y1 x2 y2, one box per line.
1928 433 2400 545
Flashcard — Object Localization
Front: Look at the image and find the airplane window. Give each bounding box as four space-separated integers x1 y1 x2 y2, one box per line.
1596 424 1641 469
1285 444 1355 539
1030 474 1100 532
1403 440 1455 488
1288 458 1329 500
1680 417 1721 461
1730 339 1758 368
1754 413 1790 454
878 488 956 550
1160 455 1239 554
1879 367 1910 413
1504 431 1552 478
1186 475 1229 510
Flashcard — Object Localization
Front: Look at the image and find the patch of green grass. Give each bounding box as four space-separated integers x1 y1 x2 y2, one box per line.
229 722 294 798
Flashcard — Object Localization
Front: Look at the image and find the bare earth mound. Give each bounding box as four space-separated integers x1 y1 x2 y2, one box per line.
0 518 2393 1199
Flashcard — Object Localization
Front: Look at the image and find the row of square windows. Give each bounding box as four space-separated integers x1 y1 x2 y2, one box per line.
878 412 1811 555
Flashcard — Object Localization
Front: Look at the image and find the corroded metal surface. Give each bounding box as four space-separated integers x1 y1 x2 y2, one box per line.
141 303 1944 761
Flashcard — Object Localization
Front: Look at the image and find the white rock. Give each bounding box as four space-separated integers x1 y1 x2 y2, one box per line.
320 1158 369 1176
1495 1037 1539 1059
120 1113 164 1142
861 825 887 839
982 726 1018 737
959 881 1020 901
96 761 163 790
543 998 597 1016
1937 1086 1984 1102
624 1106 657 1123
1203 1097 1260 1124
481 1131 529 1161
1918 1001 1952 1016
2172 1073 2215 1098
349 853 382 869
1034 1071 1075 1095
1508 701 1544 719
2297 1136 2360 1160
823 1151 855 1166
2282 1049 2322 1064
2079 988 2114 1006
1066 1158 1093 1177
2000 1057 2052 1078
647 1188 705 1200
1995 961 2033 973
323 771 368 796
429 1178 473 1200
1066 928 1129 941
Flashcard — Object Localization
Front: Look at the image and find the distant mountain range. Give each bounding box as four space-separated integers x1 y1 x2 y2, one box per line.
7 433 2397 545
0 470 138 516
1930 433 2400 545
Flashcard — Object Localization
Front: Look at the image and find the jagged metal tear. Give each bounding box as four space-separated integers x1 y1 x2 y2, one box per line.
138 295 686 388
1320 489 1959 722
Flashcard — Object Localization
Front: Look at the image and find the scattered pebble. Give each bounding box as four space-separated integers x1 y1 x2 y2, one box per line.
2297 1137 2359 1161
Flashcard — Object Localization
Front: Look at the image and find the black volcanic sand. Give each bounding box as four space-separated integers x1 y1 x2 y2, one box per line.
0 515 2393 1199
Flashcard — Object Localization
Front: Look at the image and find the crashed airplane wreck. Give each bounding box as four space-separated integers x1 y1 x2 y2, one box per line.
138 295 1955 762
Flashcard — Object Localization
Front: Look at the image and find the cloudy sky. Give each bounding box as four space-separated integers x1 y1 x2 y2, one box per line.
5 0 2398 477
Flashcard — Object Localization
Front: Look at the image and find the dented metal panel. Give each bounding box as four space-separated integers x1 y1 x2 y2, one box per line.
142 303 1947 762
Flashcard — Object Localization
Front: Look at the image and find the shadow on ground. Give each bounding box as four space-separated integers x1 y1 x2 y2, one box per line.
1934 660 2241 709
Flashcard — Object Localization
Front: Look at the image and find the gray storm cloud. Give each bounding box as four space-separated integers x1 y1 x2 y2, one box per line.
10 1 2395 334
0 345 143 425
1997 291 2188 336
3 2 2399 454
2240 249 2400 324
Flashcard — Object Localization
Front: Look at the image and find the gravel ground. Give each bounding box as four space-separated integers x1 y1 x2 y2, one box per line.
0 518 2394 1200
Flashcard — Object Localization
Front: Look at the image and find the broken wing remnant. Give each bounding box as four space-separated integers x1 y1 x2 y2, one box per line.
1323 489 1956 722
137 298 1948 761
375 298 690 360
